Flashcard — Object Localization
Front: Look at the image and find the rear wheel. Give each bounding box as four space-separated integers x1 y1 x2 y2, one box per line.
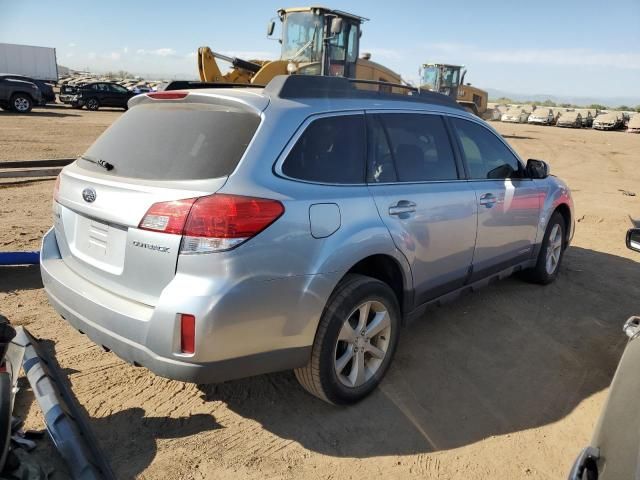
295 274 400 405
523 212 566 284
11 94 33 113
86 98 100 111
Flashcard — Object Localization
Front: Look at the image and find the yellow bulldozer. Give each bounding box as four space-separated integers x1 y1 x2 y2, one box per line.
197 6 405 91
420 63 489 118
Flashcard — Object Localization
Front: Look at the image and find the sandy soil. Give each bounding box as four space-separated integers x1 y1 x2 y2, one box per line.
1 107 639 479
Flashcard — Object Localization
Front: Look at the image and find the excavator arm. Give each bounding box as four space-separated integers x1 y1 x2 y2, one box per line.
197 47 266 84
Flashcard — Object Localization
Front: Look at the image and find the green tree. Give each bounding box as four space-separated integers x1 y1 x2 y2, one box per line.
617 105 631 111
541 99 557 107
635 105 640 113
588 104 607 111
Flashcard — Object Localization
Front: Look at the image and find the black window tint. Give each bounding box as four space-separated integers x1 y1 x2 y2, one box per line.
452 118 522 179
283 115 365 184
371 113 458 182
366 115 396 183
79 102 260 180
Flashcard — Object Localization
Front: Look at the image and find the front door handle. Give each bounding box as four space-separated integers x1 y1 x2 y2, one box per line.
479 193 497 208
389 200 416 216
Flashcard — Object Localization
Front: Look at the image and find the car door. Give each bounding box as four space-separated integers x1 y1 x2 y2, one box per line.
449 117 541 281
97 83 112 105
366 112 477 306
0 77 8 102
109 84 129 107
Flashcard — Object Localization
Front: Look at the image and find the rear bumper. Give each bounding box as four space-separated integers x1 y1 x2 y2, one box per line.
40 228 326 383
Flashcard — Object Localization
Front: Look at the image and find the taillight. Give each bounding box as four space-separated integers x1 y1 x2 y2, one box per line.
139 198 197 235
180 314 195 354
138 194 284 253
147 91 188 100
53 174 60 202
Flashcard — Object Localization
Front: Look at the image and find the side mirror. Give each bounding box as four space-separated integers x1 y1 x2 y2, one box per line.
626 228 640 252
330 17 343 35
267 20 275 37
526 159 550 179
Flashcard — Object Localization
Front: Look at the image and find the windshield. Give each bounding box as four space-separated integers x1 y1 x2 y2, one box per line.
421 65 460 89
281 12 323 62
422 66 438 89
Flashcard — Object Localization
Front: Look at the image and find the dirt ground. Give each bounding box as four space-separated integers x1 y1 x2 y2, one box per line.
1 107 639 479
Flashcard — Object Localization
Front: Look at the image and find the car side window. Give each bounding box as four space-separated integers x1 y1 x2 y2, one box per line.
282 115 365 184
451 118 523 180
367 113 458 183
111 84 128 93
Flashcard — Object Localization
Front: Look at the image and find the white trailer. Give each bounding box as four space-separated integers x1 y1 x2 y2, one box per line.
0 43 58 82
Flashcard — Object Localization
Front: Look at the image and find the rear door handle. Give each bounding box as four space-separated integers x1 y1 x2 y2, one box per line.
389 200 416 216
479 193 497 208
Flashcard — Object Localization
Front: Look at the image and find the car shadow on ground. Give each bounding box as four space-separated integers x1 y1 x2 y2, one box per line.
197 245 639 456
0 265 42 293
0 111 81 118
501 134 537 140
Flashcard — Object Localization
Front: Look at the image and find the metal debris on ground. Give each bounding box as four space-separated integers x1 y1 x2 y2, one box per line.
619 189 637 196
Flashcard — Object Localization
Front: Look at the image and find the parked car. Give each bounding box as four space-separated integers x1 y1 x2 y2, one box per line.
575 109 595 128
556 111 583 128
593 112 625 130
64 82 135 110
0 74 42 112
501 107 529 123
0 74 55 104
568 228 640 480
528 108 555 125
627 114 640 133
41 75 574 405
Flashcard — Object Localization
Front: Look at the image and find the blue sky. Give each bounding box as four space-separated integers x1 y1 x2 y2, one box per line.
1 0 638 100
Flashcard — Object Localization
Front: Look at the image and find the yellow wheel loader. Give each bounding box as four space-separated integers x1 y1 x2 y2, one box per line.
198 6 405 92
420 63 489 118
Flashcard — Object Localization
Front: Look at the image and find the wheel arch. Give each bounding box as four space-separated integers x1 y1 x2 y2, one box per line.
341 253 412 318
553 203 572 246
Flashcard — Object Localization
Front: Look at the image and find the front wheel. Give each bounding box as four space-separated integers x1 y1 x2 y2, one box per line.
295 274 400 405
11 94 33 113
523 212 566 284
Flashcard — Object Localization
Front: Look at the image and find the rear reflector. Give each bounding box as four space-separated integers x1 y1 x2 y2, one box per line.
180 314 195 354
147 91 188 100
138 194 284 253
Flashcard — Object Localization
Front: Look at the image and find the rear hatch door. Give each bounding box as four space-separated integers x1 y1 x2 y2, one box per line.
53 94 265 306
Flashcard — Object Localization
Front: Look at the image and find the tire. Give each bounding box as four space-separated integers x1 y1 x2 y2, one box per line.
523 212 566 284
295 274 400 405
10 93 33 113
86 98 100 111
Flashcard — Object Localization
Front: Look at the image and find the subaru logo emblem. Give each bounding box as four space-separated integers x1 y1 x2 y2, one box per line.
82 188 96 203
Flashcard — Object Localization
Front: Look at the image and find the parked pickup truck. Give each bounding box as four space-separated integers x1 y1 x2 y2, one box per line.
0 74 43 112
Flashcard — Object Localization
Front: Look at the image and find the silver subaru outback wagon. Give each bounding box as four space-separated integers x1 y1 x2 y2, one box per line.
41 75 574 405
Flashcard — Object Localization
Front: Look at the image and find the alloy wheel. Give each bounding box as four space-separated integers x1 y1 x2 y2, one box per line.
334 300 392 388
545 224 563 275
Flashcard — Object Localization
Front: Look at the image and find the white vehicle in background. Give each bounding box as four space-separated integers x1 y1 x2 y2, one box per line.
501 107 529 123
556 111 583 128
627 114 640 133
528 108 555 125
575 109 595 128
593 112 625 130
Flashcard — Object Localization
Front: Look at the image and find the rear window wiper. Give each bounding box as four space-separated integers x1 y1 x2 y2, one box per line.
80 155 114 171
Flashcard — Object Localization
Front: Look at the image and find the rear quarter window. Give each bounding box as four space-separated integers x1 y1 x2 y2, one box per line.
282 115 366 184
78 102 260 180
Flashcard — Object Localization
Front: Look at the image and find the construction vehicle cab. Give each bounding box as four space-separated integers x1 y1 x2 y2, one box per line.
198 6 402 90
421 63 488 117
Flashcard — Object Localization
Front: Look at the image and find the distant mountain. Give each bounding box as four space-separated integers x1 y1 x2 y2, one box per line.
486 88 640 108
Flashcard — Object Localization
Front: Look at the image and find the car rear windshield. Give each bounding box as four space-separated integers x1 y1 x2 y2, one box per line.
78 102 260 180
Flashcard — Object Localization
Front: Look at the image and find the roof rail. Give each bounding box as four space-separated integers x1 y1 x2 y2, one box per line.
264 75 463 109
